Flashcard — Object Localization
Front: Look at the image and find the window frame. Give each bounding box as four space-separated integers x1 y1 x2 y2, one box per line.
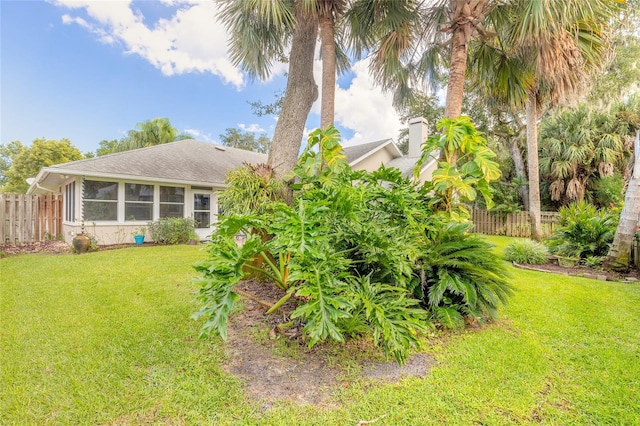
82 179 119 222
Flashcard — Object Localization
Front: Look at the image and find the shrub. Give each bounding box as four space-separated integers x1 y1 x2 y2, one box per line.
545 201 618 259
218 162 285 216
503 239 550 264
193 126 512 364
148 217 196 245
414 220 513 329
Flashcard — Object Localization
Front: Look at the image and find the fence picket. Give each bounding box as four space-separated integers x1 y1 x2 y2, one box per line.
1 194 63 244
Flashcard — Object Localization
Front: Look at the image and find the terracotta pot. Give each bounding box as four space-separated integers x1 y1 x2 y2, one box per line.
72 234 91 254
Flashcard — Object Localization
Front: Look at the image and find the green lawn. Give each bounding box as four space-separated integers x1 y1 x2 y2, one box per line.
2 241 639 425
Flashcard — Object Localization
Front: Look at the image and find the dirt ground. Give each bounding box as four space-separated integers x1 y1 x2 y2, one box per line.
0 240 71 256
512 260 640 282
225 279 435 409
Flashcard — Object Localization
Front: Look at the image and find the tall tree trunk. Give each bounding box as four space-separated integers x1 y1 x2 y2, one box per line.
526 94 542 240
444 22 468 119
605 130 640 271
509 135 529 210
319 13 335 128
268 7 318 180
444 0 488 119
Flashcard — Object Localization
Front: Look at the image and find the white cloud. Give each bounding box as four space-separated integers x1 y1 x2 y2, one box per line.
54 0 245 88
238 123 265 133
312 57 403 147
55 1 401 145
184 128 213 142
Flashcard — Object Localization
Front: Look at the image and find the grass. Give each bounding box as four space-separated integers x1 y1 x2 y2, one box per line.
2 240 640 425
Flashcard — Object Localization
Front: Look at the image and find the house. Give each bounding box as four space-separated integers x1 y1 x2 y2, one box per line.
27 118 434 244
344 117 437 182
27 140 267 244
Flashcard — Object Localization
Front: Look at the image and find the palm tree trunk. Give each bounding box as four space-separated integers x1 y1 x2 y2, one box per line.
268 5 318 180
319 13 336 128
526 94 542 240
444 21 468 119
509 135 529 210
605 130 640 271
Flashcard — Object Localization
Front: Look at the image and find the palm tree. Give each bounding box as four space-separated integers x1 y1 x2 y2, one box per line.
121 117 184 151
219 0 318 180
313 0 347 128
539 105 626 207
469 0 622 239
604 95 640 269
220 0 357 179
348 0 492 118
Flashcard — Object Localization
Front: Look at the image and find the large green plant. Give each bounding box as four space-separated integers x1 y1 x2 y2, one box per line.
194 126 512 363
194 128 428 364
415 116 501 219
546 201 619 259
414 220 513 329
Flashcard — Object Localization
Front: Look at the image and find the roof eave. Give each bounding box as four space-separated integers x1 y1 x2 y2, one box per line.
30 166 228 190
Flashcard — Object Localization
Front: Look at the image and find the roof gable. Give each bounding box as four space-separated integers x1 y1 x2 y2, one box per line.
343 139 402 166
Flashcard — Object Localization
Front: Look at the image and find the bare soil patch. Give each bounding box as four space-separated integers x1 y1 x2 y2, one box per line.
223 279 435 409
0 240 71 257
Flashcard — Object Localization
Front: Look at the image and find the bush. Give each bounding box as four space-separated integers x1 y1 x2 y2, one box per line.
545 201 618 259
148 217 196 245
503 239 550 264
193 126 512 364
414 221 513 329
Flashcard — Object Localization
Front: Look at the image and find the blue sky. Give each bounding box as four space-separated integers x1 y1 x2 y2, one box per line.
1 0 403 154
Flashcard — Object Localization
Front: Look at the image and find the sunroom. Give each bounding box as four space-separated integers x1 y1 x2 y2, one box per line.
27 139 267 244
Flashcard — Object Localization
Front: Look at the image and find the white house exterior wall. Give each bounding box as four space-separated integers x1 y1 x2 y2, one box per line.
59 175 220 245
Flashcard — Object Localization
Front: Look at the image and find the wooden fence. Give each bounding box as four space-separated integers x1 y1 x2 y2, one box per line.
471 209 560 238
1 194 63 244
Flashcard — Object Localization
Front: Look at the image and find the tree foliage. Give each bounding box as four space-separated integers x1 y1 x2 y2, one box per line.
96 118 192 156
539 104 628 208
0 138 84 193
218 128 271 153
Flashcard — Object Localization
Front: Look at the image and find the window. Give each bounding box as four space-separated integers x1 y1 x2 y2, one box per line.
125 183 153 220
83 180 118 221
159 186 184 218
65 181 75 222
193 193 211 229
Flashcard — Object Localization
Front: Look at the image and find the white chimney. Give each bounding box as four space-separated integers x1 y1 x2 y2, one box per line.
408 117 429 157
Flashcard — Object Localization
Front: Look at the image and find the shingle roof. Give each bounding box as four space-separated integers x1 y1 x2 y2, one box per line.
343 139 394 164
386 155 421 178
48 140 267 185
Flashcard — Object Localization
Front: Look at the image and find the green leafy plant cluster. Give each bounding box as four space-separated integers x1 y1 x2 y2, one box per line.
148 217 196 245
194 124 512 364
545 201 618 259
415 116 501 219
503 239 550 265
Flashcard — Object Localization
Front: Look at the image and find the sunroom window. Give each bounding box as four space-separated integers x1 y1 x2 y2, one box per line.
83 180 118 221
159 186 184 218
125 183 154 221
65 181 76 222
